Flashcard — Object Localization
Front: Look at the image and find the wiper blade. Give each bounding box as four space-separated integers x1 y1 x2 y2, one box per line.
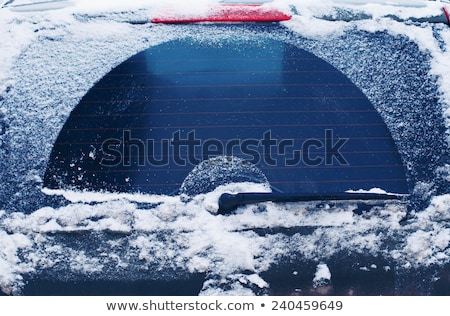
218 192 405 215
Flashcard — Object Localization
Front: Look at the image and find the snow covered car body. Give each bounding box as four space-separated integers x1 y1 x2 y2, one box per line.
0 0 449 295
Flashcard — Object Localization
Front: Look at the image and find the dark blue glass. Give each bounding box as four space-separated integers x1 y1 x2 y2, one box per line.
44 37 408 196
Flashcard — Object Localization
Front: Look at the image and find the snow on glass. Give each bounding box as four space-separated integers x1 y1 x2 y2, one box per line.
0 0 449 295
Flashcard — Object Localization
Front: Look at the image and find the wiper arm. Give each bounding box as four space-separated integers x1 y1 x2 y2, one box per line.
217 192 405 215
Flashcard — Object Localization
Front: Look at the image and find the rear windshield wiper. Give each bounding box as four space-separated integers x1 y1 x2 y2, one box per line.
218 192 406 215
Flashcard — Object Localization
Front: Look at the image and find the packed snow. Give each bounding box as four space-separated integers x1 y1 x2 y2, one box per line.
0 0 449 295
313 263 332 287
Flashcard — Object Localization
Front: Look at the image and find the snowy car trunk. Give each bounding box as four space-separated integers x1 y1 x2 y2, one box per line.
0 0 449 296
